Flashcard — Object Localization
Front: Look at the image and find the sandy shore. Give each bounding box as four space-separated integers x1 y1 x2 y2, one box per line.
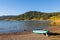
0 26 60 40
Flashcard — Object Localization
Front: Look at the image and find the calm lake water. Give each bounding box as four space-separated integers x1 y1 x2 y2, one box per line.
0 20 51 34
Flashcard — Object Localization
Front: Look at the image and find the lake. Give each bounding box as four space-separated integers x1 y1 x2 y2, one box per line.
0 20 51 34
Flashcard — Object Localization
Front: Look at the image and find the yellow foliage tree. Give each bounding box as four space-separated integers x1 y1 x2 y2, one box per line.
49 16 60 25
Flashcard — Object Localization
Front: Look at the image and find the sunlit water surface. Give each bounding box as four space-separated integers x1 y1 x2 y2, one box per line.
0 20 51 34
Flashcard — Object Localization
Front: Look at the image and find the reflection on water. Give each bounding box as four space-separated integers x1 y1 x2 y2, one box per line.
24 20 51 30
0 20 51 34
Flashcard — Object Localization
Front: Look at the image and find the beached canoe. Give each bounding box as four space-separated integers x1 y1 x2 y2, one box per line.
32 30 49 34
33 30 49 37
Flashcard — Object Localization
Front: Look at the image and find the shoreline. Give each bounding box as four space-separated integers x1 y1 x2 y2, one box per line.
0 26 60 40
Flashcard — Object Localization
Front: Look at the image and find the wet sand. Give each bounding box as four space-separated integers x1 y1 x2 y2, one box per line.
0 26 60 40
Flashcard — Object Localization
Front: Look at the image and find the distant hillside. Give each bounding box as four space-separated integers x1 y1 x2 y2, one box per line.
3 11 60 21
0 16 16 20
0 11 60 21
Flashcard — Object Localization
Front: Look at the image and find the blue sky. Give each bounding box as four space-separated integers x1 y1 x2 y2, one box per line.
0 0 60 16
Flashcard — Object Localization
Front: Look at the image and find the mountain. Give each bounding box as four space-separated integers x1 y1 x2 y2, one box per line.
0 11 60 21
6 11 49 20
